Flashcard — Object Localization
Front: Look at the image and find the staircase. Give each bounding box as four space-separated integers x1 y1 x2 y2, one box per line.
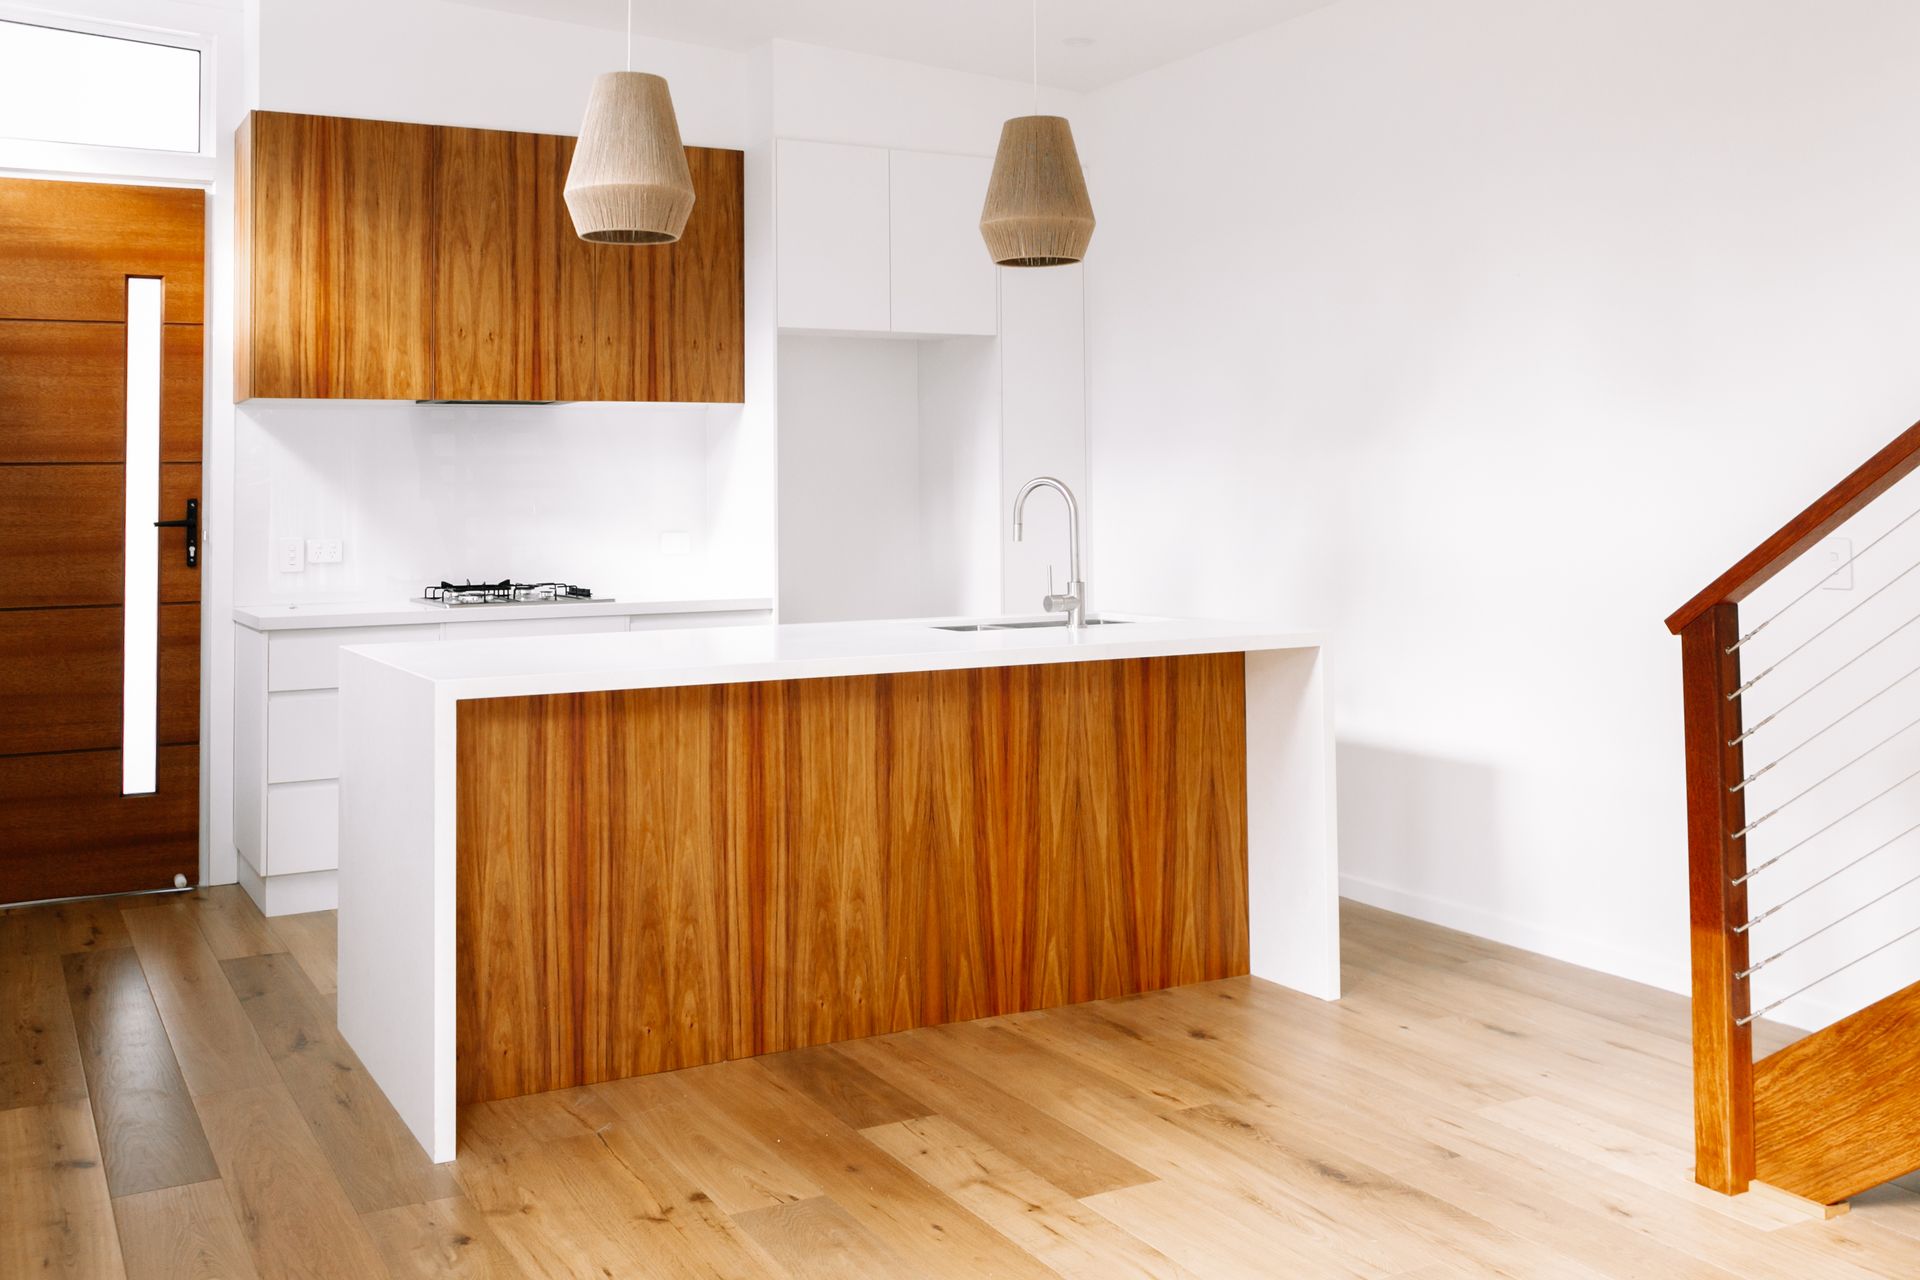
1669 420 1920 1206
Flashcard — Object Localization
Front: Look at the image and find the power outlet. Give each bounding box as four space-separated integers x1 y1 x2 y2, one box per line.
277 539 304 573
306 538 344 565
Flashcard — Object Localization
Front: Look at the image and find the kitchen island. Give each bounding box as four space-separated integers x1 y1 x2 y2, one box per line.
336 615 1337 1161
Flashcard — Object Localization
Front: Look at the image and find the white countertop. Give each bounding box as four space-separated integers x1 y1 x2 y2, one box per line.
342 613 1323 700
234 595 773 631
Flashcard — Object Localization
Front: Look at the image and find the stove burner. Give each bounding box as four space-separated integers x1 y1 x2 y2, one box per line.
423 580 599 607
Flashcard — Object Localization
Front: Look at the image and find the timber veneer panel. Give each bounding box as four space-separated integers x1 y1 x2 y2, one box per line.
0 749 198 906
433 126 540 402
238 112 436 399
0 604 198 756
455 653 1250 1104
655 146 745 403
1754 977 1920 1204
235 110 744 403
0 179 203 323
1 320 208 462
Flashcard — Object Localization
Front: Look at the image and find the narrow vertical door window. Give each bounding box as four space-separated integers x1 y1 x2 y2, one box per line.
122 277 162 794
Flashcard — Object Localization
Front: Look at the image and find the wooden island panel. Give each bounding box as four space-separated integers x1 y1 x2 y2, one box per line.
455 653 1250 1105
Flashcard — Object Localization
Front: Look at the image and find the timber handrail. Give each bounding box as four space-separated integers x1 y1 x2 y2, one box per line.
1667 419 1920 636
1674 412 1920 1205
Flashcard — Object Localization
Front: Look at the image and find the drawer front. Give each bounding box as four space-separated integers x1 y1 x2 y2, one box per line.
267 624 440 691
440 615 630 642
267 689 339 784
265 780 338 875
629 610 772 632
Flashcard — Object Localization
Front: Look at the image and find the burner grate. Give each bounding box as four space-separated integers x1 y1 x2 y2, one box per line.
424 580 596 606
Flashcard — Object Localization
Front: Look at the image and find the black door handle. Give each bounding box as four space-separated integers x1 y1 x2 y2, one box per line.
154 498 198 569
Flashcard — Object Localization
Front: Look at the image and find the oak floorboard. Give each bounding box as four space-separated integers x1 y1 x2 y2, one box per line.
681 1058 1062 1279
195 1085 393 1280
837 1026 1157 1198
757 1042 935 1129
223 951 459 1213
731 1196 917 1279
5 897 1918 1277
62 947 219 1198
180 885 287 961
0 1097 127 1279
863 1113 1202 1279
266 908 337 995
360 1194 529 1280
0 948 87 1108
122 904 279 1097
1 894 133 955
113 1178 262 1280
592 1070 825 1214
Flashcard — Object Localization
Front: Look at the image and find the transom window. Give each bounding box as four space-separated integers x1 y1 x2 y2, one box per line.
0 19 201 153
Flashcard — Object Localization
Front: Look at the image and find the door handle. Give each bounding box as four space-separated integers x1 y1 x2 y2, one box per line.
154 497 198 569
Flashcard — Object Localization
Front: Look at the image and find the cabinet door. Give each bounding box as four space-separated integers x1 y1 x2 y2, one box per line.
776 140 890 333
655 147 745 402
888 150 997 336
533 133 646 401
244 112 435 399
434 126 540 401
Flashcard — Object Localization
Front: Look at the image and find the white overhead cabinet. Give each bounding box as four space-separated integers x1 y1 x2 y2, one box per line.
776 139 997 337
777 140 891 332
888 149 997 336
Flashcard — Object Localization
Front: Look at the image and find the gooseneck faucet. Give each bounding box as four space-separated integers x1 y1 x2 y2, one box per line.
1012 475 1086 630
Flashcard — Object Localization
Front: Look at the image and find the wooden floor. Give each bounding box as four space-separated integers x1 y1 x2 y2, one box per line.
5 891 1920 1279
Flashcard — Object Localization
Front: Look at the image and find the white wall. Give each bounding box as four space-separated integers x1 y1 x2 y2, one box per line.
254 0 750 143
233 404 742 602
776 335 925 622
1082 0 1920 1021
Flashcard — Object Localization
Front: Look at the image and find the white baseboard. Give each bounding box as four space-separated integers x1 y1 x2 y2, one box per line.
235 856 337 917
1337 872 1844 1034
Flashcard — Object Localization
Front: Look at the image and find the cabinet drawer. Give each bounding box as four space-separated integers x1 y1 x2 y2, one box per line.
267 690 339 783
265 781 338 876
440 615 630 642
267 624 439 691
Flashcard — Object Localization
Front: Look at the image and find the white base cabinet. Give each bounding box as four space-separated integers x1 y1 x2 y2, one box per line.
234 606 770 915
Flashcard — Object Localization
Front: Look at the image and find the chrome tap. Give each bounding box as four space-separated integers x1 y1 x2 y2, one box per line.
1012 475 1086 630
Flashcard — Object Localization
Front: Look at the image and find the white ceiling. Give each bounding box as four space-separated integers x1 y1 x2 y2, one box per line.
442 0 1342 91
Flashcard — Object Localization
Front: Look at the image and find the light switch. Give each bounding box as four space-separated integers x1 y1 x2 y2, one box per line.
277 539 304 573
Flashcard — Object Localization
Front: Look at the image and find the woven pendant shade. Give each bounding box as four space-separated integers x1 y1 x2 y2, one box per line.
564 71 695 245
980 115 1095 267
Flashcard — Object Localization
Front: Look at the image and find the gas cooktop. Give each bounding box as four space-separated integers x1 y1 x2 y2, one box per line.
422 580 604 607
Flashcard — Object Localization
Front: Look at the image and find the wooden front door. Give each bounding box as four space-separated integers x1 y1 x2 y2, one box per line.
0 178 205 904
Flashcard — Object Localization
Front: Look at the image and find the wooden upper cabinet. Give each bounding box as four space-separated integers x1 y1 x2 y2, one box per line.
656 147 745 403
432 126 539 402
237 112 435 399
235 110 744 404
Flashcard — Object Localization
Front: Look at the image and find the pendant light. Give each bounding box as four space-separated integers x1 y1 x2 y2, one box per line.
980 0 1095 266
564 0 695 244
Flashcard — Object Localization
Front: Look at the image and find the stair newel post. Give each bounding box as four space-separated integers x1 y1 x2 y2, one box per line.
1681 602 1756 1193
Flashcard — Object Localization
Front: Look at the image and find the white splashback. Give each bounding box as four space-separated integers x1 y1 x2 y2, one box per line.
234 402 755 605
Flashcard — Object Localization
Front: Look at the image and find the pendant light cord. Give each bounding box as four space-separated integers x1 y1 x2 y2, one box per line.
626 0 633 71
1030 0 1038 113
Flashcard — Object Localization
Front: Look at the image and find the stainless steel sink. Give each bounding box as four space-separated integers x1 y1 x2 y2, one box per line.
933 618 1132 632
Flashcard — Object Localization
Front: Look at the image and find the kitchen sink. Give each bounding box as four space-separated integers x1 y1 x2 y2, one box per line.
933 618 1132 632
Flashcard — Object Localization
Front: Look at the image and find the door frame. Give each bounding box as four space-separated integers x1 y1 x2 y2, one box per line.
0 0 246 892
